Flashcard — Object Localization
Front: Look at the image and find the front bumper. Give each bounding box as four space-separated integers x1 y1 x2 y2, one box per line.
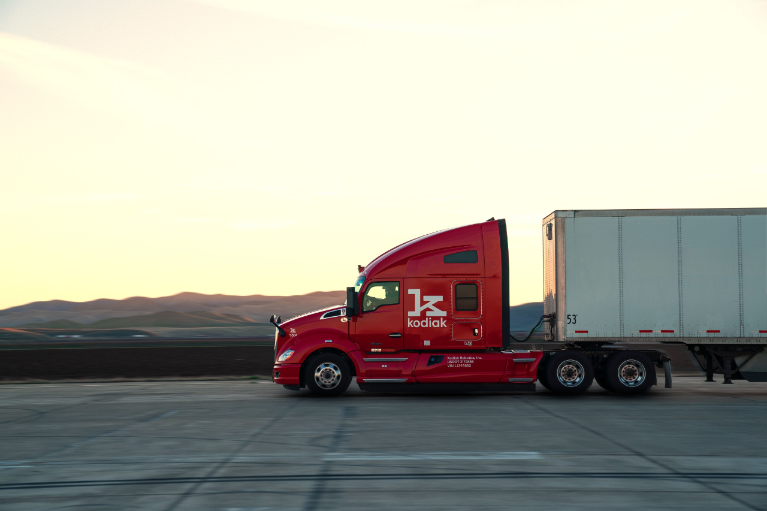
273 363 302 386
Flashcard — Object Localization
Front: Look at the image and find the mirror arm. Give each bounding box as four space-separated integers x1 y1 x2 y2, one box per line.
269 315 287 337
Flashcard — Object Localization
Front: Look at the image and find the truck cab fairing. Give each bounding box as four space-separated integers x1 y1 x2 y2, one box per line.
351 219 508 350
272 219 523 391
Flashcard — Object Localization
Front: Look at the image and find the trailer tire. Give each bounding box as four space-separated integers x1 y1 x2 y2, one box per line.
604 351 655 395
305 353 351 397
543 351 594 395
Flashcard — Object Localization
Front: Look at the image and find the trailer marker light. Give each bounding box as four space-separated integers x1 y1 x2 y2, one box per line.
639 330 653 333
707 330 720 333
574 330 588 333
661 330 675 333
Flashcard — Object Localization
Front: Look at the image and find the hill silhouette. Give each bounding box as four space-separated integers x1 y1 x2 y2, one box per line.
0 328 53 341
18 319 84 329
0 291 346 328
3 291 544 334
20 311 259 329
509 302 545 331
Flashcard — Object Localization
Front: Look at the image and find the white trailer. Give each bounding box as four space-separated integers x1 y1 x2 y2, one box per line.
542 208 767 384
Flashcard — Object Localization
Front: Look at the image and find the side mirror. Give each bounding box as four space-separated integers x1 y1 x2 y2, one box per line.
346 287 358 317
269 315 286 337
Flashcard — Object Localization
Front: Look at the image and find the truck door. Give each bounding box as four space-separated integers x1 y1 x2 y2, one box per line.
451 280 483 347
351 280 404 352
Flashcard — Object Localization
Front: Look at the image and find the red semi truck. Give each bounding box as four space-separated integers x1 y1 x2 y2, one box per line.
271 217 671 396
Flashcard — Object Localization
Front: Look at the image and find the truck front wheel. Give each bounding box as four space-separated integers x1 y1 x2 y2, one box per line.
543 351 594 395
604 351 655 395
305 353 351 397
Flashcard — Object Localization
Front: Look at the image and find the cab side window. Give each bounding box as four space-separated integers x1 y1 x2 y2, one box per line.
455 283 478 311
362 282 400 312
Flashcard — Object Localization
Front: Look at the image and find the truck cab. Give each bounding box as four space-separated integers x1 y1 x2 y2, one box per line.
271 219 544 395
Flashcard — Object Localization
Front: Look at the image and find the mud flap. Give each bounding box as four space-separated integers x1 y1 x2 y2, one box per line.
664 361 672 388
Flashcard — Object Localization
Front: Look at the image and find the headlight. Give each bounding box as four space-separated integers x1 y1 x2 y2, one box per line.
277 349 295 362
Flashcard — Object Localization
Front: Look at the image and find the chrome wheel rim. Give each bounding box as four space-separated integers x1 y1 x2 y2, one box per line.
314 362 342 389
556 359 585 387
617 359 646 387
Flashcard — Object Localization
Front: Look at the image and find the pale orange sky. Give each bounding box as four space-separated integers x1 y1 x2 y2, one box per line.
1 0 766 310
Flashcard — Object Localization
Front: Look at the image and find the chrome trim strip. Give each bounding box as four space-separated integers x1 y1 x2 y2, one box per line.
362 358 408 362
361 378 407 383
508 378 534 382
320 308 346 320
512 358 537 363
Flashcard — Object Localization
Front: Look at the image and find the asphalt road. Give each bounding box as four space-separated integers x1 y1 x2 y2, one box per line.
1 377 765 510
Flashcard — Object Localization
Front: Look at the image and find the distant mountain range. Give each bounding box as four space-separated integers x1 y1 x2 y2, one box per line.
509 301 545 332
0 291 544 333
18 311 259 329
0 291 346 328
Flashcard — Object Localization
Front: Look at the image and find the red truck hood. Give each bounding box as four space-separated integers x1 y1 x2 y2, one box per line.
281 305 345 330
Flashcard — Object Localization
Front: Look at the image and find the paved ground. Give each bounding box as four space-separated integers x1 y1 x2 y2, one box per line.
1 377 765 511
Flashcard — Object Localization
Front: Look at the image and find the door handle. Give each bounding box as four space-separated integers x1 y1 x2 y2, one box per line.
389 333 402 338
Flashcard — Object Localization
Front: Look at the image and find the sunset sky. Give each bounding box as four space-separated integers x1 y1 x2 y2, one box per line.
1 0 766 310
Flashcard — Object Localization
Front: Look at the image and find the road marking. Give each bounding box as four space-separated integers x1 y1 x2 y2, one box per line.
324 452 541 461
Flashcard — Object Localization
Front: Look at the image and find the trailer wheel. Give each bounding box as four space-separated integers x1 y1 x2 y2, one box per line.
305 353 351 397
604 351 655 395
543 351 594 395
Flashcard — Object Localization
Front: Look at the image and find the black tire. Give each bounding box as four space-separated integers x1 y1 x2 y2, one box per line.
595 374 613 392
537 355 553 391
305 353 352 397
543 350 594 395
604 351 655 395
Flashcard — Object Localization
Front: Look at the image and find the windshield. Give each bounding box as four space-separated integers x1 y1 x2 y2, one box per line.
354 275 366 293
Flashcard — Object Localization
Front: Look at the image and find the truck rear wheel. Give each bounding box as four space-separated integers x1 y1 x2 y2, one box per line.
595 375 612 392
536 354 553 391
543 351 594 395
604 351 655 395
305 353 351 397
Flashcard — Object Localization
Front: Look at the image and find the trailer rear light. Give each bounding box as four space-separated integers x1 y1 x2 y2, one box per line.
574 330 588 333
639 330 653 333
760 330 767 333
661 330 675 333
706 330 720 333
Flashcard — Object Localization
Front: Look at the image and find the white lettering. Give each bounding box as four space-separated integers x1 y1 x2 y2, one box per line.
407 318 447 328
407 289 446 317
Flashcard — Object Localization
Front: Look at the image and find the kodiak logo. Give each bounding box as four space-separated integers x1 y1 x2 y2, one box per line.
407 289 447 328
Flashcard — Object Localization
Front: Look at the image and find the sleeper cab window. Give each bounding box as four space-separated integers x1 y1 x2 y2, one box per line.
444 250 478 264
455 283 478 311
362 282 400 312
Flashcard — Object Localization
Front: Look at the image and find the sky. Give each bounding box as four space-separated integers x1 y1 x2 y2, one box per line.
1 0 766 310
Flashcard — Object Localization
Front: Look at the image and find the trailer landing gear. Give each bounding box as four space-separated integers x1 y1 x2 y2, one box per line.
705 351 715 382
690 345 765 384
